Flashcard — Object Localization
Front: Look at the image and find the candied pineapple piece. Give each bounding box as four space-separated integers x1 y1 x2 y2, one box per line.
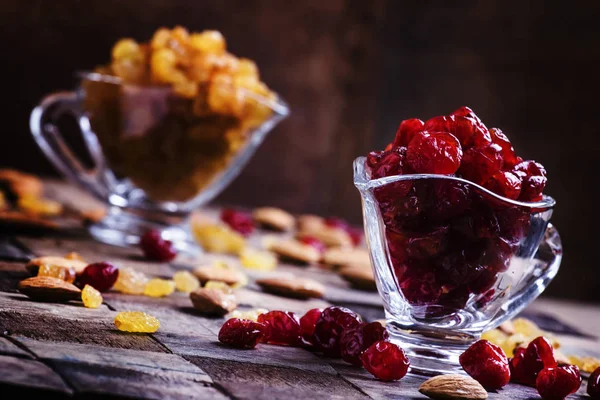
112 39 143 61
151 28 172 50
189 30 226 54
114 311 160 333
236 58 259 79
191 223 246 255
81 284 103 308
204 280 233 294
239 248 277 271
38 264 76 283
143 278 176 298
229 308 268 322
113 267 149 295
17 196 62 217
173 270 200 293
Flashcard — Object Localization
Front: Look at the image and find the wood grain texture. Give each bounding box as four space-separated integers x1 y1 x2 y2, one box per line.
0 354 72 395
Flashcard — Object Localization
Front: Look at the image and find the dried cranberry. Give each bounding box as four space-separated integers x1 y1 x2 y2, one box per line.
313 306 362 357
459 340 510 389
513 160 547 202
218 318 266 349
400 270 441 305
510 336 557 386
536 365 581 400
484 171 522 200
451 116 491 149
458 144 504 185
257 311 302 346
497 206 531 243
451 106 477 118
393 118 424 147
79 262 119 292
472 208 500 238
384 142 393 151
424 115 452 132
299 308 322 344
340 322 389 366
490 128 519 167
405 226 448 260
299 236 326 254
406 131 463 174
483 237 516 273
140 229 177 262
361 341 410 381
369 147 406 179
588 366 600 399
429 180 471 221
366 151 384 170
220 208 254 236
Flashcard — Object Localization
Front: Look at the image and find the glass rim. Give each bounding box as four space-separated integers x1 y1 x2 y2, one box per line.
353 156 556 210
76 71 291 117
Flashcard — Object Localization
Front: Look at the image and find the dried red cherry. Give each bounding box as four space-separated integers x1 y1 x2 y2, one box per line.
429 180 471 221
340 322 389 366
513 160 547 202
458 143 504 185
313 306 362 357
79 262 119 292
140 229 177 262
536 365 581 400
393 118 424 147
588 366 600 399
490 128 519 168
400 270 441 305
510 336 557 386
218 318 266 349
257 311 301 346
361 341 410 381
299 308 322 344
368 147 406 179
406 131 463 174
405 226 448 260
459 339 510 389
220 208 255 236
484 171 522 200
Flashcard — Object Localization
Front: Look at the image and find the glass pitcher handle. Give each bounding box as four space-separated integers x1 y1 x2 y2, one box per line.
486 223 563 330
29 91 114 202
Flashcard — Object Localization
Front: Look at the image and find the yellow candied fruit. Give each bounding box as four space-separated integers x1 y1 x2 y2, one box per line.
239 248 277 271
143 278 176 298
0 192 5 210
38 264 76 283
64 252 84 261
113 267 149 295
17 196 63 217
151 28 172 50
229 308 268 322
114 311 160 333
236 58 258 79
204 280 233 294
191 223 246 255
189 30 226 54
82 284 103 308
173 270 200 293
112 38 143 61
568 355 600 373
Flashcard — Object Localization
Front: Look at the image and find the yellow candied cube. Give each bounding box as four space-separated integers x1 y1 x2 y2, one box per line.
191 223 246 255
239 248 277 271
173 271 200 293
143 278 176 298
236 58 259 79
189 31 226 54
112 38 143 61
81 284 103 308
151 28 172 50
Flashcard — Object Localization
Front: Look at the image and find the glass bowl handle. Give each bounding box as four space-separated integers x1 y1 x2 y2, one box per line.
486 223 562 330
29 91 113 202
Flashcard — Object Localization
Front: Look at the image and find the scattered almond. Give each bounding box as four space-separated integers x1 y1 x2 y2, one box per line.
338 264 376 290
296 228 353 248
193 265 246 286
252 207 295 231
0 169 44 198
322 247 371 267
270 239 321 264
80 208 106 224
256 276 325 299
26 256 88 276
0 210 59 229
419 374 487 400
190 288 237 316
17 276 81 302
296 214 325 232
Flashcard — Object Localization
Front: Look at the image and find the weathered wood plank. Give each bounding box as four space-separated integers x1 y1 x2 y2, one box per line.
0 261 30 293
0 354 72 395
0 336 32 358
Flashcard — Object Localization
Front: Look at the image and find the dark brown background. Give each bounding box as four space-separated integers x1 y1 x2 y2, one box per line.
1 1 598 302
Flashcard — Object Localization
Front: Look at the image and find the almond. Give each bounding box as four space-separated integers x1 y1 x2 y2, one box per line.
256 276 325 299
252 207 295 231
338 264 376 291
18 276 81 302
419 374 488 400
270 239 321 264
498 320 515 335
296 228 353 248
296 214 325 232
322 247 371 267
26 256 88 276
193 265 246 286
190 288 237 316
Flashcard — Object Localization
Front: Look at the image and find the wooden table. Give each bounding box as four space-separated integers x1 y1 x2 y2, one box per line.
0 182 597 399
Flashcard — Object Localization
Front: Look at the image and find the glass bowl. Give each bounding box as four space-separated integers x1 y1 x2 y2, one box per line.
353 156 562 374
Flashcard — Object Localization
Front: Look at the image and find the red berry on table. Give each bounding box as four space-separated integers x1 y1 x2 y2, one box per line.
588 366 600 399
140 229 177 262
299 308 322 345
536 365 581 400
458 143 504 185
510 336 557 386
257 310 302 346
79 262 119 292
393 118 424 147
483 170 522 200
218 318 266 349
513 160 547 202
361 341 410 381
313 306 362 357
459 339 510 390
220 208 255 236
340 321 389 366
299 236 326 254
406 131 463 174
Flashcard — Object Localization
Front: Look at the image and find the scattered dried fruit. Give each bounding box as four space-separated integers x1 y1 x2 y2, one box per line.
361 341 410 382
64 252 85 262
192 223 246 254
143 278 176 297
568 354 600 373
140 229 177 262
218 318 266 349
26 256 88 276
257 310 301 346
239 248 278 271
419 374 488 400
229 308 268 322
340 322 389 366
313 306 362 357
536 365 581 400
0 169 43 199
114 311 160 333
221 208 255 236
37 264 76 283
510 336 557 386
269 239 321 264
112 267 149 295
79 262 119 292
256 276 325 299
18 276 81 302
588 366 600 399
81 284 103 308
338 264 376 291
252 207 295 231
193 264 246 286
190 288 237 316
204 280 234 293
459 340 510 389
296 228 353 248
173 270 200 293
322 247 371 267
299 308 322 345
